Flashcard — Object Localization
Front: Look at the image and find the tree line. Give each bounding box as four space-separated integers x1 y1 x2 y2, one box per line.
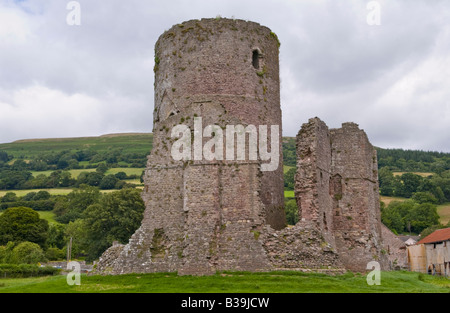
376 147 450 173
282 142 450 236
282 139 450 173
379 169 450 203
0 187 145 265
0 148 147 172
0 158 143 191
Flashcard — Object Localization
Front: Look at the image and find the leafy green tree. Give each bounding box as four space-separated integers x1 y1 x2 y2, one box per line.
46 170 62 188
82 188 145 261
22 192 37 201
54 185 101 223
1 192 18 203
34 190 51 201
417 179 446 204
381 205 404 234
284 167 296 190
29 159 49 171
378 167 395 196
381 200 440 234
46 223 66 249
0 151 10 163
96 163 109 174
394 173 423 198
0 242 16 264
409 203 440 234
0 207 49 248
12 159 27 170
57 159 69 170
282 138 296 167
285 199 298 225
114 171 128 180
28 174 48 189
99 174 119 190
431 174 450 202
86 172 104 187
0 170 32 189
45 247 66 261
412 192 438 204
64 219 89 258
12 241 47 264
59 171 75 187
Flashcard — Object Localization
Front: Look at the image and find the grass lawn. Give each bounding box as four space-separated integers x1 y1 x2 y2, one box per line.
30 167 145 178
36 211 59 224
437 203 450 225
380 196 408 206
284 190 295 199
31 168 96 177
0 188 73 198
0 270 449 293
106 167 144 176
393 172 434 177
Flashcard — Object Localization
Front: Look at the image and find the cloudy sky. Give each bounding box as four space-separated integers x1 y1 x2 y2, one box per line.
0 0 449 152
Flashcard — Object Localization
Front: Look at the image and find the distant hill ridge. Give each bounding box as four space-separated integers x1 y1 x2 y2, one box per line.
1 133 449 173
11 132 151 143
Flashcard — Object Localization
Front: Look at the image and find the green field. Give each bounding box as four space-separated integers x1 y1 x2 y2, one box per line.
0 133 153 159
36 211 59 224
0 187 134 198
0 188 74 198
380 195 409 206
393 172 434 178
30 167 144 179
0 270 448 293
31 168 96 177
284 190 295 198
437 203 450 225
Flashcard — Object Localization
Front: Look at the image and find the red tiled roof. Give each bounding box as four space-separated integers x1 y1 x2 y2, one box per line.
417 227 450 244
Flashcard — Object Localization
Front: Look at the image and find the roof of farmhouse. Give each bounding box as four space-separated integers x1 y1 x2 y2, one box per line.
417 227 450 245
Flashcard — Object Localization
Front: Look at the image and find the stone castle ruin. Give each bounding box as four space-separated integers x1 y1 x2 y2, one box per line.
95 18 401 275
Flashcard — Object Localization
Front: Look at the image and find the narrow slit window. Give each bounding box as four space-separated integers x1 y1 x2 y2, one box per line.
252 49 260 69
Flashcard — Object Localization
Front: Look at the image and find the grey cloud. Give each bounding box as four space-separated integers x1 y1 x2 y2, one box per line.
0 0 449 153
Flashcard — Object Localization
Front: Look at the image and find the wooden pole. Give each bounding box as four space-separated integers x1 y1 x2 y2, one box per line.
67 237 72 261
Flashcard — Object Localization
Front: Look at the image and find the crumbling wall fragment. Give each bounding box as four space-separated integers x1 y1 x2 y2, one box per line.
295 118 388 272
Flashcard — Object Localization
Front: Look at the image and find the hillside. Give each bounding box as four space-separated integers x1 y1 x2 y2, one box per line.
0 133 153 160
2 133 449 171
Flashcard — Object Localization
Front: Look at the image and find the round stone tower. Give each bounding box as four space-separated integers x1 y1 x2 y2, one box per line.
97 18 285 276
152 18 284 229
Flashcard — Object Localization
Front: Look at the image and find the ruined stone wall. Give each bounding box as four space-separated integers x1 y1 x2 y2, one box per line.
261 221 343 273
295 118 335 250
381 224 408 270
295 118 387 272
330 123 385 271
